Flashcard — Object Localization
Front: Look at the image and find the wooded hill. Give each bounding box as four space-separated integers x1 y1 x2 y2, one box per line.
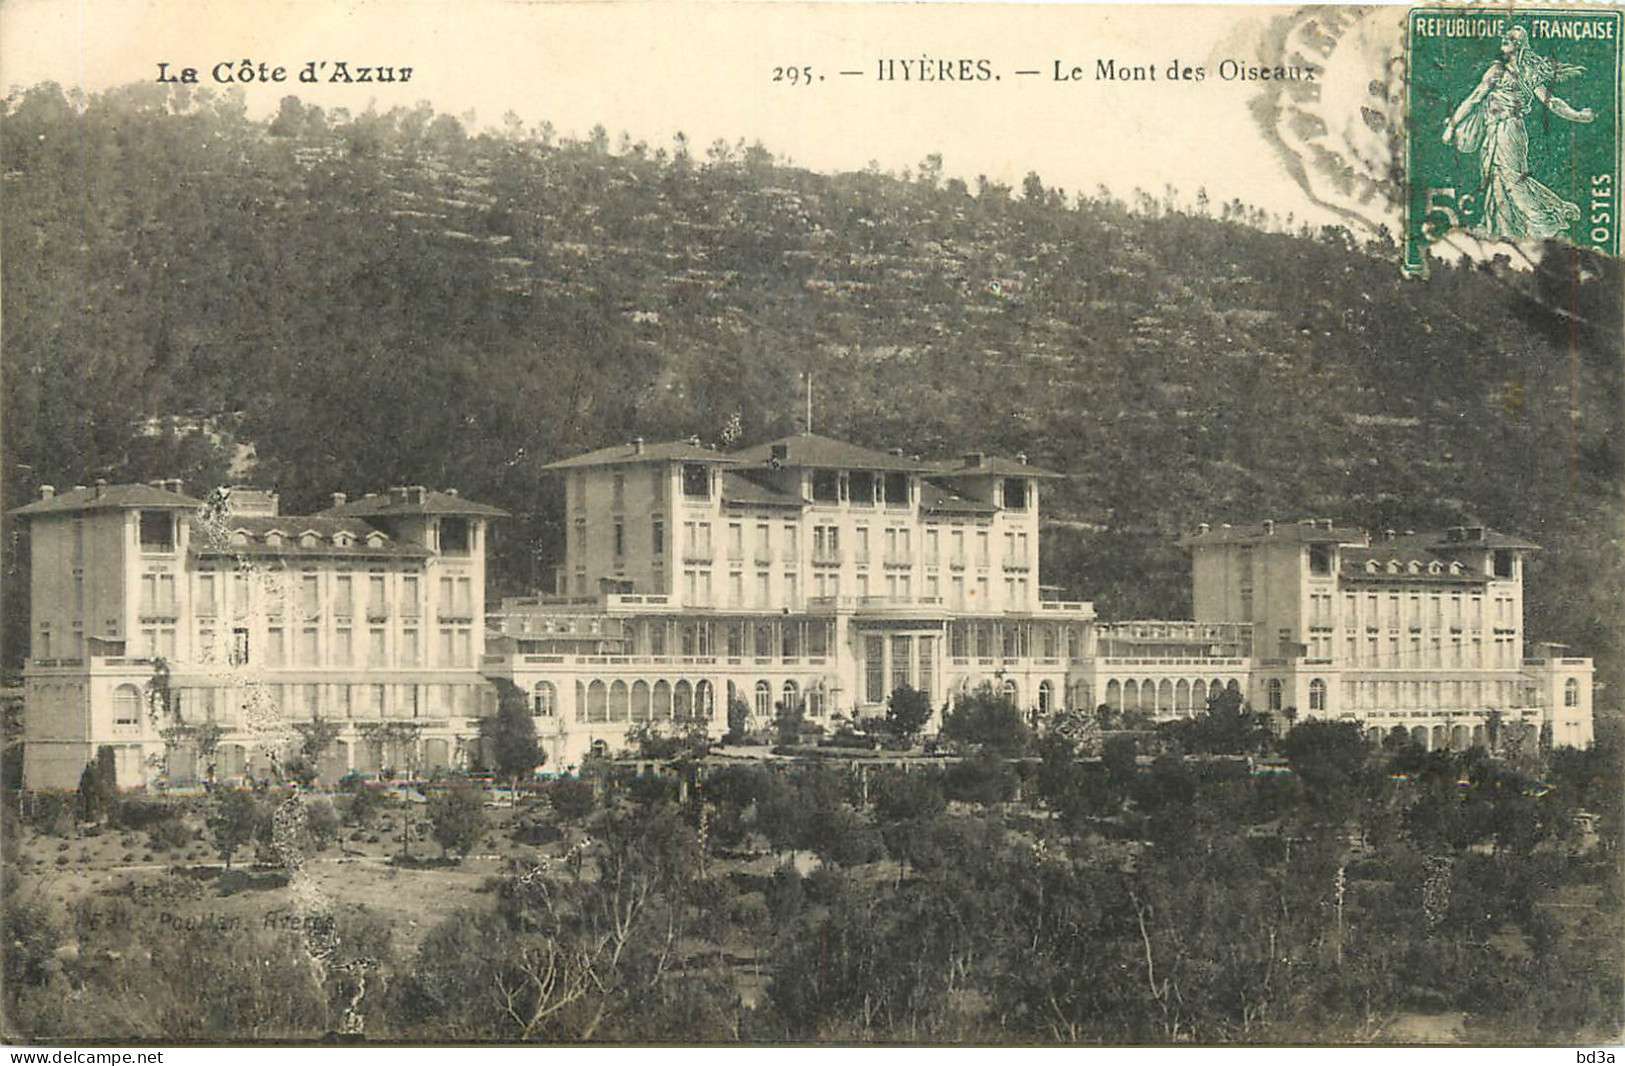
4 82 1620 701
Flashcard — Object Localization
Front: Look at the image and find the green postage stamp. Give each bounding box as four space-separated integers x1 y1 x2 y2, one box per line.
1405 7 1622 275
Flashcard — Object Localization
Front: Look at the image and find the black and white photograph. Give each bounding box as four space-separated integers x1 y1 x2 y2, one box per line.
1 0 1621 1049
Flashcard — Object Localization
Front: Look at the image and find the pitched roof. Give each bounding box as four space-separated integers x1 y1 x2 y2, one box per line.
192 516 431 559
919 479 998 515
721 471 805 508
542 440 737 471
1339 547 1484 584
1180 521 1370 547
318 489 507 519
924 454 1064 479
729 432 928 473
10 482 203 517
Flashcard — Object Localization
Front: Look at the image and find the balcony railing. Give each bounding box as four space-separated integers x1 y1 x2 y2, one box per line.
1038 600 1094 615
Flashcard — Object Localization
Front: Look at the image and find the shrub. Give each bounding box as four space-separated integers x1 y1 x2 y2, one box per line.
112 798 173 831
302 798 341 850
549 779 597 821
427 789 489 860
147 817 193 852
943 753 1020 805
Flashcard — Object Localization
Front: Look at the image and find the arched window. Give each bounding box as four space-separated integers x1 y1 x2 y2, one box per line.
590 740 609 758
1157 679 1174 713
1192 679 1208 711
1001 679 1019 706
1564 678 1580 707
609 680 629 722
782 680 800 713
652 680 672 721
1175 679 1191 714
695 680 714 718
754 680 772 718
1105 679 1121 711
1308 679 1327 712
1140 679 1155 713
113 684 142 728
1267 679 1283 712
1037 681 1053 715
673 680 693 719
587 680 608 723
532 682 556 717
630 681 650 722
1122 679 1137 711
575 681 588 722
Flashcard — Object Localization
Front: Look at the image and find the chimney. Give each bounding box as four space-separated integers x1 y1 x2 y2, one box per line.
39 485 54 500
364 492 378 500
631 438 645 455
1263 519 1275 535
1384 529 1396 541
1319 518 1333 530
1299 518 1316 529
1016 452 1028 465
93 478 107 498
1221 523 1232 532
445 488 458 497
686 435 701 447
331 492 348 508
1404 529 1416 537
1197 522 1210 535
407 485 426 504
166 478 184 494
389 486 409 504
149 479 165 490
889 447 904 457
770 443 789 461
963 451 984 468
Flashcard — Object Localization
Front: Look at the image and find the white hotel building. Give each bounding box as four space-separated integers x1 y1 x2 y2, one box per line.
12 433 1597 786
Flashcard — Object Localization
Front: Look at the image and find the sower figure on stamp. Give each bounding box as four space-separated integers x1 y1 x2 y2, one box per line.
1442 25 1596 241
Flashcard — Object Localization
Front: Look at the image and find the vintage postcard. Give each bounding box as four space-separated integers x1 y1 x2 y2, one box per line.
1 0 1621 1050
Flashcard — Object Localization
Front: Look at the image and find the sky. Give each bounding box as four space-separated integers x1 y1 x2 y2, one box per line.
1 0 1422 234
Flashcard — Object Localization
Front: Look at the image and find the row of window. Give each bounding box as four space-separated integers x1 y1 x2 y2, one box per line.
185 572 471 620
947 620 1086 661
1340 632 1519 668
1332 591 1512 632
191 624 476 667
1102 677 1244 714
113 680 483 728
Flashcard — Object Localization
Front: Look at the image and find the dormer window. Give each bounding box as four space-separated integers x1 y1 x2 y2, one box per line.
264 530 284 548
334 531 354 548
1364 560 1378 574
366 531 387 549
139 510 175 552
1448 561 1463 575
300 531 319 548
1493 550 1514 578
1386 560 1400 574
1407 560 1421 574
1428 561 1443 575
231 529 249 546
1002 478 1028 511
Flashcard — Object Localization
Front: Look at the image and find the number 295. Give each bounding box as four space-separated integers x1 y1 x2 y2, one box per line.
773 65 815 85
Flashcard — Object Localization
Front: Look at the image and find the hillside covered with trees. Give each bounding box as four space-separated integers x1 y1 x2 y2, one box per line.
3 81 1620 698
